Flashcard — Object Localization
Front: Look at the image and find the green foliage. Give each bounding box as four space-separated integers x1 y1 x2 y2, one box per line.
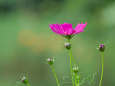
79 72 97 86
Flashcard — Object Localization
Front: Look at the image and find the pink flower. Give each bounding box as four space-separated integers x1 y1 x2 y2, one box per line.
49 22 87 39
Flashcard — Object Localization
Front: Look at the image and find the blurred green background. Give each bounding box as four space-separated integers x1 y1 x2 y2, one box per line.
0 0 115 86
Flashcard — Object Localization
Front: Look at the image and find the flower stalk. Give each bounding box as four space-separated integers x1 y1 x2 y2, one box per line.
68 39 75 66
98 44 105 86
70 49 75 66
27 83 30 86
52 65 59 86
69 48 74 86
77 78 79 86
99 52 104 86
68 39 77 86
47 58 59 86
75 73 77 86
68 39 74 86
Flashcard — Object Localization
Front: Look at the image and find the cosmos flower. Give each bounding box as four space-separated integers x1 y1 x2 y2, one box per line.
49 22 87 39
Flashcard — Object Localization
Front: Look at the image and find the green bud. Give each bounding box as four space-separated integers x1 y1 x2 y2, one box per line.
21 77 28 84
47 58 54 65
99 44 105 52
64 43 71 50
73 66 79 73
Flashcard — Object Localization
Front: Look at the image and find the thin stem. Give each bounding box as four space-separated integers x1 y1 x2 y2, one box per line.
78 79 79 86
27 83 30 86
70 50 75 66
68 39 75 66
99 52 104 86
68 39 72 77
75 73 77 86
69 50 72 76
68 39 74 86
52 65 59 86
69 49 74 86
68 39 70 43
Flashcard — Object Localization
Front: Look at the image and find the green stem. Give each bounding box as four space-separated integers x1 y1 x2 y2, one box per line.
52 65 59 86
70 50 75 66
68 39 75 66
27 83 30 86
75 73 77 86
78 79 79 86
68 39 72 77
99 52 104 86
68 39 74 86
68 39 70 43
69 49 74 86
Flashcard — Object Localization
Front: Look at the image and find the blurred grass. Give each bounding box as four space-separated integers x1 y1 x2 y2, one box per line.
0 0 115 86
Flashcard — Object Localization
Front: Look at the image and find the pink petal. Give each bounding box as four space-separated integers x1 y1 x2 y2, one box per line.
49 24 61 35
67 29 75 35
74 22 87 34
55 24 65 35
52 24 60 33
68 23 72 29
60 23 73 35
49 22 86 36
61 23 67 32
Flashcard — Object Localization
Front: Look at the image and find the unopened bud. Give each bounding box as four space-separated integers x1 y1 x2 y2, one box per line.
47 58 54 65
21 77 28 84
99 44 105 52
73 66 79 73
64 43 71 50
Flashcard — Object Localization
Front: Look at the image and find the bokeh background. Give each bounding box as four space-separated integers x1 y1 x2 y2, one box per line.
0 0 115 86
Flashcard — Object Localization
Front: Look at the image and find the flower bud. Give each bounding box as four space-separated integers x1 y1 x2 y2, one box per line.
21 77 28 84
99 44 105 52
47 58 54 65
73 66 79 73
64 43 71 50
